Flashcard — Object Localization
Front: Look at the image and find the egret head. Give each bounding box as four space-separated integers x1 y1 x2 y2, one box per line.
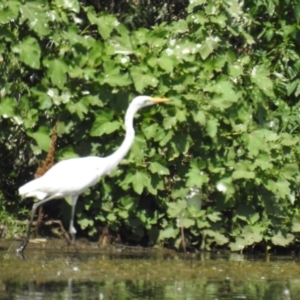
131 95 169 109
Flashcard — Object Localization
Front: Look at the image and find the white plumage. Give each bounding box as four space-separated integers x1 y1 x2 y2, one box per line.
17 95 169 253
19 157 105 199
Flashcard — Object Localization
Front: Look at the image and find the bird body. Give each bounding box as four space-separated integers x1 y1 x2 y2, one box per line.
19 156 106 200
17 95 169 253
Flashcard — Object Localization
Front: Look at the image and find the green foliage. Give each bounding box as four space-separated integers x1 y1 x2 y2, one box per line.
1 0 300 252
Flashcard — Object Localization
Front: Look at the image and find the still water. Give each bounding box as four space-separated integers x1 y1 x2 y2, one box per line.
0 241 299 299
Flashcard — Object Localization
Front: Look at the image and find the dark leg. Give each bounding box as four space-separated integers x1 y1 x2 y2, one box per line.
16 194 58 253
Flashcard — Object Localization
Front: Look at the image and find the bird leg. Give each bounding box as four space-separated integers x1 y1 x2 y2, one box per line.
16 194 58 253
35 205 44 236
69 195 79 250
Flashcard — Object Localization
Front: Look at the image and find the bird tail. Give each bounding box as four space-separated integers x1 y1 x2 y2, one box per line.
19 178 47 200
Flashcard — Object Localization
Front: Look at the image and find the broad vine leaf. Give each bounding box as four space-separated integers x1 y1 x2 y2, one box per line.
12 37 41 69
271 231 294 246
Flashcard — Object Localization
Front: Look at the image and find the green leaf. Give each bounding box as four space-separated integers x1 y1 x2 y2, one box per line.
175 108 186 122
128 135 147 163
294 2 300 22
204 230 228 246
142 123 159 140
83 95 104 108
12 37 41 69
107 213 117 222
118 210 129 219
120 195 135 210
199 36 219 60
46 59 68 89
58 145 79 159
232 170 255 180
167 200 187 218
264 179 291 199
241 29 255 45
149 162 170 175
294 82 300 97
186 169 209 188
77 218 94 230
0 98 15 117
254 153 273 171
226 0 243 17
131 67 159 93
67 101 89 120
28 127 52 152
104 73 131 87
90 110 114 136
187 0 207 13
249 212 260 225
280 133 298 146
229 225 263 251
286 80 298 96
251 65 274 97
157 56 174 73
244 130 278 156
0 1 20 24
101 61 131 87
206 118 218 138
177 217 195 228
94 121 120 137
20 2 50 36
163 116 178 129
125 171 149 195
271 231 294 246
229 237 247 251
207 212 222 222
292 215 300 232
87 11 118 39
205 80 239 109
192 111 206 125
55 0 79 13
158 226 179 240
46 89 71 105
228 64 243 78
281 163 298 180
243 225 263 244
159 130 173 147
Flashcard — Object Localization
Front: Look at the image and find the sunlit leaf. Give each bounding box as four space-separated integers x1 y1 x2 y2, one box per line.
12 37 41 69
251 65 274 97
167 200 187 218
55 0 79 13
232 170 255 180
149 162 170 175
271 231 294 246
0 98 15 117
28 127 51 152
87 10 118 39
20 2 50 36
206 118 218 138
158 226 179 240
131 67 159 93
46 59 68 89
292 215 300 232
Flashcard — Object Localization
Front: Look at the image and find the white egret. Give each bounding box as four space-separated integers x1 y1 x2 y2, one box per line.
17 96 169 253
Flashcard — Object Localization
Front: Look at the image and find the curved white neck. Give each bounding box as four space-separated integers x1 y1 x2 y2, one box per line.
105 104 139 168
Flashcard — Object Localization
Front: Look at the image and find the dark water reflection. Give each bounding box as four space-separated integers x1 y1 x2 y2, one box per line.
0 244 298 300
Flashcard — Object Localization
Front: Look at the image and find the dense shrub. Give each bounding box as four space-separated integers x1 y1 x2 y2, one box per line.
0 0 300 251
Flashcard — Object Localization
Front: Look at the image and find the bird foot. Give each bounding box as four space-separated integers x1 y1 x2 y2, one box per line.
69 226 77 235
16 244 25 253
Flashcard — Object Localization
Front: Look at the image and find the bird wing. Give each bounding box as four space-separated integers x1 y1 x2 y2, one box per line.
19 156 106 199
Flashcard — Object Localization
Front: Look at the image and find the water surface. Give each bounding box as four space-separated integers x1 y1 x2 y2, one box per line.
0 240 298 299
